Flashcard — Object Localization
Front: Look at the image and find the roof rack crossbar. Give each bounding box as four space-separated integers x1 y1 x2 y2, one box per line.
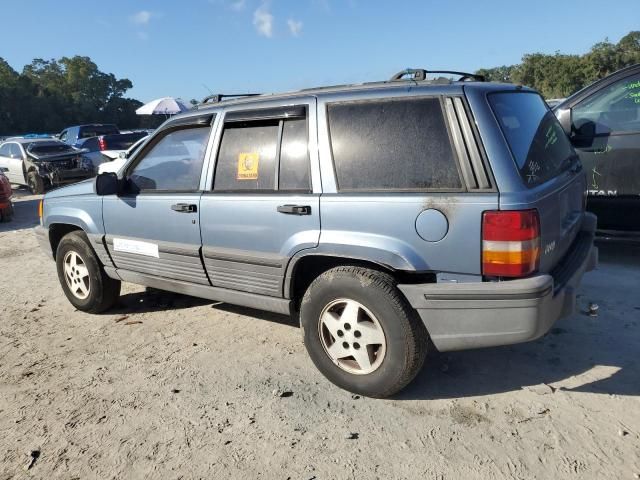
200 93 262 104
390 69 485 83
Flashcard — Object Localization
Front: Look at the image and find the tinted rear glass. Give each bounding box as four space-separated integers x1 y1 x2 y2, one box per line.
80 125 119 138
327 98 461 190
489 92 577 186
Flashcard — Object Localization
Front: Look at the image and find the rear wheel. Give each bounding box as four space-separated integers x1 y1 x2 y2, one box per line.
300 266 428 398
56 231 121 313
27 171 44 195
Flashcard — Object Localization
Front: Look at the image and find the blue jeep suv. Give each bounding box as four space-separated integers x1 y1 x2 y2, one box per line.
35 70 597 397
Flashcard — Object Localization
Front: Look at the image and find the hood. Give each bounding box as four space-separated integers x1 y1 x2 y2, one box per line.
44 178 95 199
28 151 80 162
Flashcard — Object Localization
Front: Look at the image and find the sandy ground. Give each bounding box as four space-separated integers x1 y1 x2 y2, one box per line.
1 189 639 479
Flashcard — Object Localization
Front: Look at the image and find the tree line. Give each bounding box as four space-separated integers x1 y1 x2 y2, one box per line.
476 31 640 99
0 56 162 135
1 33 639 135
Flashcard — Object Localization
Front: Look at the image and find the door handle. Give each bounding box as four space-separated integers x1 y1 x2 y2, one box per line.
277 204 311 215
171 203 197 213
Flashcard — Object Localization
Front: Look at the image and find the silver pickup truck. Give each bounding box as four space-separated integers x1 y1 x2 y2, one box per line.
35 70 597 397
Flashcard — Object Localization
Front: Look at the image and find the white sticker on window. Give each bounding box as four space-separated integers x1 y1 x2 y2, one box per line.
113 238 159 258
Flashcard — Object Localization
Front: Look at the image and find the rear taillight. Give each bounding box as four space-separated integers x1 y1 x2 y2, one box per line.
38 199 43 224
98 137 107 151
482 209 540 277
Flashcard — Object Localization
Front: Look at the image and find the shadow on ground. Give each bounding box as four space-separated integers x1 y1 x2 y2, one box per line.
105 288 212 315
94 239 640 401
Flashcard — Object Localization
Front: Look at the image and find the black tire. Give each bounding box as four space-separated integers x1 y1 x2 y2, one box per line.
27 171 45 195
300 266 428 398
56 231 121 313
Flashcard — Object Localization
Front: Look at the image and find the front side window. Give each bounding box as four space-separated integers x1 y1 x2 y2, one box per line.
213 110 310 192
327 98 462 191
572 74 640 135
489 92 577 187
0 144 11 157
128 126 211 192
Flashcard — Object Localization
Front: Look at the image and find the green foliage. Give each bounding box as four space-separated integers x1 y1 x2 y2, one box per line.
477 31 640 99
0 56 146 135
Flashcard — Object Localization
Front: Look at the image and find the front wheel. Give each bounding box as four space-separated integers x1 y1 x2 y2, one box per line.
27 171 44 195
300 266 428 398
56 231 121 313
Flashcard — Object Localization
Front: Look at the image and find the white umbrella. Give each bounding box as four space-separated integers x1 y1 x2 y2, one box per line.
136 97 190 116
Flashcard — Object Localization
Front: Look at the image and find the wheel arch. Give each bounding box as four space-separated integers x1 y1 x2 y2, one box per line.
48 223 84 260
285 252 435 310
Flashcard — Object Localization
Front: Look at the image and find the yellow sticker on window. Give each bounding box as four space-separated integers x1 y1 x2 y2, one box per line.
237 152 259 180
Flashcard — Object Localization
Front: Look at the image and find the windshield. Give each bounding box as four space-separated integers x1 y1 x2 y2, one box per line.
27 142 76 155
489 91 578 187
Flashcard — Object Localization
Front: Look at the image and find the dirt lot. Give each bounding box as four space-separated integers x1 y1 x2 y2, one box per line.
1 189 639 479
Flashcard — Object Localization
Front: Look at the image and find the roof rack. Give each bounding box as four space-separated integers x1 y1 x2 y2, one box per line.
390 68 485 83
200 93 262 105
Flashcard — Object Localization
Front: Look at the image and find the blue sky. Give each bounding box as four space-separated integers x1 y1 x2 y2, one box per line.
1 0 638 102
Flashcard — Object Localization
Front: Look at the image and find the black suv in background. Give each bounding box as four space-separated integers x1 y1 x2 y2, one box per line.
554 64 640 234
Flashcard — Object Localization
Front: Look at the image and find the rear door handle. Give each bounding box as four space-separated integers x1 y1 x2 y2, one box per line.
277 204 311 215
171 203 197 213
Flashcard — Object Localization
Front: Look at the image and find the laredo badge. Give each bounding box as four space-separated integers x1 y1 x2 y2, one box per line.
237 152 259 180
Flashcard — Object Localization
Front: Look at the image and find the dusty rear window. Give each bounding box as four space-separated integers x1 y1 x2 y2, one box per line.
489 91 577 186
327 97 462 191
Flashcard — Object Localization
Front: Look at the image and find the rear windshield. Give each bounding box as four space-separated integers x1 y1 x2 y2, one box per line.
27 142 76 155
105 138 138 150
489 92 577 187
79 125 119 138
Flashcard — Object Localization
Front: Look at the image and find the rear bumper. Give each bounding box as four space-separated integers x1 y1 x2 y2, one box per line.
398 213 598 352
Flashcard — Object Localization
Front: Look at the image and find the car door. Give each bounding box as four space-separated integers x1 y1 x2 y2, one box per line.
0 143 26 185
199 99 321 297
102 115 215 284
568 69 640 230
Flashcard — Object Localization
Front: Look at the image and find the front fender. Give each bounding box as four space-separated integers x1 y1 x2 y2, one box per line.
44 198 104 235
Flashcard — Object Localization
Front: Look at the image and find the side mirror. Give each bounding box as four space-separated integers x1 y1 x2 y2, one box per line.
554 108 572 136
118 151 127 159
0 167 8 173
94 172 119 196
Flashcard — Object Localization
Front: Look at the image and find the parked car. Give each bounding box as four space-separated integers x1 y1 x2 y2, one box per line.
58 124 148 171
35 69 597 398
0 138 92 194
97 135 149 174
0 167 13 221
554 64 640 233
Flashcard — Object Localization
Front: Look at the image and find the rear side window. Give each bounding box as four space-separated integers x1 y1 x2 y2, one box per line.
214 122 279 191
214 112 310 192
327 98 462 191
489 92 576 187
